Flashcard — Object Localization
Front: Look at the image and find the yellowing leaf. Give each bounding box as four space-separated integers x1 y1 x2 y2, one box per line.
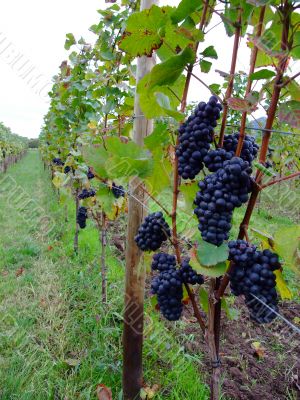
52 172 69 188
274 270 292 300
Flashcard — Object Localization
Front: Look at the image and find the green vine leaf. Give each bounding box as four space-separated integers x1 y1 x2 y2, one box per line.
246 0 272 5
200 45 218 59
82 145 109 178
200 59 212 73
191 239 229 268
253 162 276 177
119 5 169 56
171 0 201 24
278 101 300 129
190 256 227 278
65 33 76 50
250 69 276 80
142 46 195 91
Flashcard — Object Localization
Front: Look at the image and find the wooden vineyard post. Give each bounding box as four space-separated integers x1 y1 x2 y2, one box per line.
122 1 158 399
74 188 79 254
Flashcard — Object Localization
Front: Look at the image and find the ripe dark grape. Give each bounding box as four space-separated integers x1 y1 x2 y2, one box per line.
78 188 96 199
203 148 232 172
176 96 223 180
151 253 176 272
87 167 95 180
228 241 281 324
223 133 259 164
135 212 171 251
179 258 204 285
53 157 64 166
194 157 252 246
151 260 183 321
64 166 71 174
112 182 125 198
77 206 88 229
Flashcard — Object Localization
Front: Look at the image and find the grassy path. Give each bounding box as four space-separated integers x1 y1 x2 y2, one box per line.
0 151 210 400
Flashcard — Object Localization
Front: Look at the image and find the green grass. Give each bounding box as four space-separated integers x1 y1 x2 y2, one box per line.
0 150 298 399
0 151 210 399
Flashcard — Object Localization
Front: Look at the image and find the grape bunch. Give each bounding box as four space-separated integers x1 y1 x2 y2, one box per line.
135 212 171 252
53 157 64 166
176 96 222 180
64 166 71 174
151 253 183 321
203 148 232 172
228 241 280 324
179 258 204 285
87 167 95 180
78 188 96 199
112 182 125 199
194 157 252 246
150 254 204 321
223 133 259 164
77 206 88 229
151 269 183 321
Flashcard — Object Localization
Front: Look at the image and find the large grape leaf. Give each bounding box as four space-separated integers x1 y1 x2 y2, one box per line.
278 101 300 129
82 145 109 178
138 87 183 121
141 46 195 91
145 151 172 193
119 5 169 56
104 138 154 179
144 122 171 151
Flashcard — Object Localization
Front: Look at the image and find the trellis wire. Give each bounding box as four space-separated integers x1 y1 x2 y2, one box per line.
131 115 298 136
250 294 300 335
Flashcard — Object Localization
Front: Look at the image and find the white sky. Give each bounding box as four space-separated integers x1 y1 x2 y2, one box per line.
0 1 263 138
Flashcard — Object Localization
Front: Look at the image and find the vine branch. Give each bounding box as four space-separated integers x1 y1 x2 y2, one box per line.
218 7 242 147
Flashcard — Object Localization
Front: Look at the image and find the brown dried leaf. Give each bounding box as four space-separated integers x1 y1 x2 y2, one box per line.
251 341 266 359
15 267 25 277
96 384 112 400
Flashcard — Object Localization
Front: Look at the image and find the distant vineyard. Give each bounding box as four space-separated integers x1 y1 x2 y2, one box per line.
0 122 28 171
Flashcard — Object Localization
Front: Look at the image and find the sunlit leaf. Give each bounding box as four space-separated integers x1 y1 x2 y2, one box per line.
119 5 169 56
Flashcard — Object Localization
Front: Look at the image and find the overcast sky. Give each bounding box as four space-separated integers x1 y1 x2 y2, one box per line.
0 1 261 138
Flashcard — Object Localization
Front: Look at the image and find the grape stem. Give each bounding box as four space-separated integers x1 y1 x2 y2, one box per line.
218 8 242 147
235 6 266 157
261 171 300 189
137 184 172 217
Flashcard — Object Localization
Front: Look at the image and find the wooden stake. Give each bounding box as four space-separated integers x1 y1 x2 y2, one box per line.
122 1 157 398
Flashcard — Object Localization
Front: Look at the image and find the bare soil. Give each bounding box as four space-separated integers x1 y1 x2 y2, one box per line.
181 298 300 400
